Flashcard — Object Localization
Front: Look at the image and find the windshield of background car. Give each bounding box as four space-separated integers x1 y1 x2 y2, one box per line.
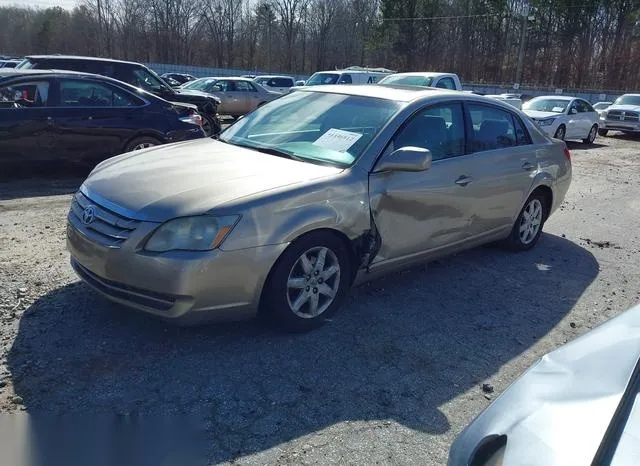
614 95 640 106
378 75 434 87
593 102 611 110
219 91 400 168
182 78 218 91
305 73 339 86
523 98 569 113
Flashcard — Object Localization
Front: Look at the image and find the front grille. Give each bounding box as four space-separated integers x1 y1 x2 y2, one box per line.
72 259 176 311
68 191 140 248
607 110 640 122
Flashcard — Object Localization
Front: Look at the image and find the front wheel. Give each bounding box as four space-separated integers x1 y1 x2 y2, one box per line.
506 194 547 251
553 125 566 140
262 232 352 332
124 136 162 153
583 125 598 144
598 128 608 137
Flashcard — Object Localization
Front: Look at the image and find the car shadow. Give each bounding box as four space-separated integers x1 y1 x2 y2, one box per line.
8 233 598 463
566 141 607 150
606 132 640 141
0 177 82 201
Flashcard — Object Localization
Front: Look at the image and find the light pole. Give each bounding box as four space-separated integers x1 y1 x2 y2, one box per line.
515 5 534 86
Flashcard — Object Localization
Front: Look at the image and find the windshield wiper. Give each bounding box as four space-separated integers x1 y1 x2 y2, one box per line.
222 140 305 162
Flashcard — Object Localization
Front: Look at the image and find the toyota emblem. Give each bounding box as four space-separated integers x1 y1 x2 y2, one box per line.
82 206 96 225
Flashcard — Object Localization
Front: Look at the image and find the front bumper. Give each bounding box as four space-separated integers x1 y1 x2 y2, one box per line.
600 118 640 132
66 206 287 325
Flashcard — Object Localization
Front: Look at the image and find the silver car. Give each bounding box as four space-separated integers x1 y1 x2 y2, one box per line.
181 77 280 117
67 86 572 332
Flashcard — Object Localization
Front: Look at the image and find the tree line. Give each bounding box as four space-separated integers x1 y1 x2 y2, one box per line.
0 0 639 91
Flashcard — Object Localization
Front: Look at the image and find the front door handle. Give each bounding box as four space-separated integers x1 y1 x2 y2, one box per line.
522 161 535 171
455 175 473 186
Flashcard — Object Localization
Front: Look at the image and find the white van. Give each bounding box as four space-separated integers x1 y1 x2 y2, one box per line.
304 66 395 86
252 75 295 94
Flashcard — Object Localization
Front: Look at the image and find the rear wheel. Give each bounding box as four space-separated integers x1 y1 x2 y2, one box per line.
583 125 598 144
506 193 548 251
598 128 608 137
262 232 352 332
553 125 566 140
124 136 162 153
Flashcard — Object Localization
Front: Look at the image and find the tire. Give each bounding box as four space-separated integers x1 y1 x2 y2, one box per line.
506 193 548 251
124 136 163 153
598 129 608 137
262 231 352 332
553 125 566 140
202 115 221 137
583 124 598 144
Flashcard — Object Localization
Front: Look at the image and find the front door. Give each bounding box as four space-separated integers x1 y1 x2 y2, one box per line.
0 78 55 176
213 80 243 116
369 102 471 264
234 80 261 113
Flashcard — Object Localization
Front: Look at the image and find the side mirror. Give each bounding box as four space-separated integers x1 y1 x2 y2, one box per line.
210 85 222 92
374 147 432 173
569 108 578 115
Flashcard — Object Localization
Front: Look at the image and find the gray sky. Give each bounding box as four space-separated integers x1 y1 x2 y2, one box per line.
0 0 77 8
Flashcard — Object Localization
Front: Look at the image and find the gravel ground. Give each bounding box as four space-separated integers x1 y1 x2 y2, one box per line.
0 135 639 464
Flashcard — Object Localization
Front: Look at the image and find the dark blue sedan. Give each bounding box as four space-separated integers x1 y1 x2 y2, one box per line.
0 70 205 178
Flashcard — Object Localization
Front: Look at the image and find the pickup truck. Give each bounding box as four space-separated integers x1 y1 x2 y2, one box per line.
598 93 640 136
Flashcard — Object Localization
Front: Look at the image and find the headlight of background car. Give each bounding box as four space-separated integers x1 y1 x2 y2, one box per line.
537 118 555 126
145 215 239 252
601 111 607 119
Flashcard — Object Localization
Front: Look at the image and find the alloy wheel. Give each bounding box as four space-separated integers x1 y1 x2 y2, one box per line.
519 198 543 245
132 142 156 151
286 246 341 319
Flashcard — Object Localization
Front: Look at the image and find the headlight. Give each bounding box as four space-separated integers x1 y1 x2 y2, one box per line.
601 111 607 119
145 215 239 252
537 118 555 126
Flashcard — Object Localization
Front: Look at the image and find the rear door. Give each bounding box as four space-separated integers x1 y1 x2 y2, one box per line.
213 80 242 115
0 77 55 173
50 78 149 165
462 103 537 236
234 80 262 112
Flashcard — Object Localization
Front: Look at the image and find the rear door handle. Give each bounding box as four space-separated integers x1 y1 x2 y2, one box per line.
455 175 473 186
522 161 535 171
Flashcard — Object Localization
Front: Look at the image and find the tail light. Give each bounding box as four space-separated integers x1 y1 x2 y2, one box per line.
179 110 203 127
563 146 571 161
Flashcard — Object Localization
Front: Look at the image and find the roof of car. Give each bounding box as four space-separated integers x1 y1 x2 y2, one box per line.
384 72 457 77
24 55 144 66
298 84 464 102
530 95 577 101
253 75 294 79
0 69 92 78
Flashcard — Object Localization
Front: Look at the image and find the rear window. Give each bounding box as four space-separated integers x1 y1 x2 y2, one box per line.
378 75 434 87
259 77 293 88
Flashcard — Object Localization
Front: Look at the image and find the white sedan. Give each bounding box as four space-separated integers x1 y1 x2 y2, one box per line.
523 96 599 144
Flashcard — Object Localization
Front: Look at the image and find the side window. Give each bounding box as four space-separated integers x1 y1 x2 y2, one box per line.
235 81 257 92
59 80 141 107
338 74 353 84
392 103 465 161
512 114 532 146
436 77 456 90
0 80 50 107
468 104 517 152
568 101 579 114
579 100 594 113
216 80 233 92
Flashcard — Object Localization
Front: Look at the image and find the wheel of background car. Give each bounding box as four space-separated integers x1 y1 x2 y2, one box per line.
583 125 598 144
554 125 566 140
124 136 162 153
202 115 220 137
262 231 352 333
506 193 548 251
598 129 608 137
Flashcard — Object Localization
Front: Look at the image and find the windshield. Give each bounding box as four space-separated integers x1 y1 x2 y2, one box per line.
133 68 172 93
219 91 400 167
305 73 339 86
378 75 434 87
182 78 218 91
523 99 570 113
614 95 640 106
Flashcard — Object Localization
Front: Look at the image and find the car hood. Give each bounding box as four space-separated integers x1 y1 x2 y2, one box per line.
607 104 640 113
523 110 562 119
449 303 640 465
82 139 342 222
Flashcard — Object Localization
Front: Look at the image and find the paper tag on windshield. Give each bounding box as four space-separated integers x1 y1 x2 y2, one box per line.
313 128 362 152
